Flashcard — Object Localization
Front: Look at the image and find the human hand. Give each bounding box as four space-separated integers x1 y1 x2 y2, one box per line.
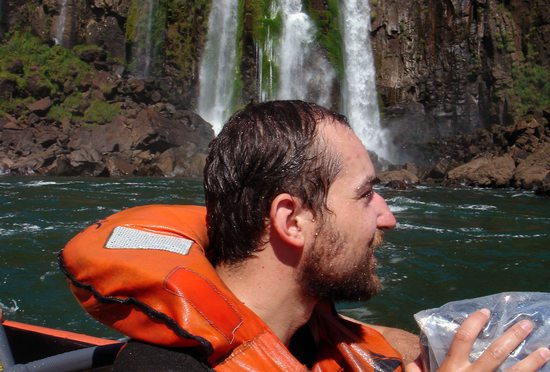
406 308 550 371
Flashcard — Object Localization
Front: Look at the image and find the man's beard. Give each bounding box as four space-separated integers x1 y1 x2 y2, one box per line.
299 223 383 302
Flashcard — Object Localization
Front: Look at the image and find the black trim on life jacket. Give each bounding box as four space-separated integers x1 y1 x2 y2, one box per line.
58 252 214 359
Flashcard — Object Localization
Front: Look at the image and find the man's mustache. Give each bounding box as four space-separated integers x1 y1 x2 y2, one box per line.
372 229 384 248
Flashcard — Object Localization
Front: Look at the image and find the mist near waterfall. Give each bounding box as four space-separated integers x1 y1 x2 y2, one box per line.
130 0 159 78
54 0 69 46
276 0 335 107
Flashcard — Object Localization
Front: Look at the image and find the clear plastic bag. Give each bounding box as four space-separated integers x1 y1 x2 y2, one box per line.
414 292 550 371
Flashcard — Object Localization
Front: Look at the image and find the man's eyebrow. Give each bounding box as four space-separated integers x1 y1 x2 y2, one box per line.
355 176 376 195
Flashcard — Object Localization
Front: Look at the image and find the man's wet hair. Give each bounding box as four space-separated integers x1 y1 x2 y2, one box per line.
204 100 351 266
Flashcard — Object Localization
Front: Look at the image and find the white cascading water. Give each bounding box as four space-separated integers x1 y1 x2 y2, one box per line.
132 0 157 78
198 0 239 134
341 0 391 161
276 0 334 106
54 0 69 46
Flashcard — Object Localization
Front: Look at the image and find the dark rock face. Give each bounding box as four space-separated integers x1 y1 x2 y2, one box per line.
370 0 550 161
0 97 214 178
420 114 550 191
85 16 126 63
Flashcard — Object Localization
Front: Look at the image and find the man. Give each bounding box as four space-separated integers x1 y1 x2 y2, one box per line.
203 100 412 358
201 100 549 370
63 100 549 371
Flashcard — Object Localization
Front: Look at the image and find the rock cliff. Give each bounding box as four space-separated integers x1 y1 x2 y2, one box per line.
0 0 548 186
370 0 550 154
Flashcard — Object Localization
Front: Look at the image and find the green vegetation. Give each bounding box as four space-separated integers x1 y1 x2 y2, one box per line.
307 0 344 81
48 95 120 125
493 4 516 54
72 44 104 58
239 1 344 100
47 93 84 122
125 1 141 43
511 61 550 118
0 32 93 88
247 0 282 43
83 99 120 124
0 32 120 125
47 104 71 122
164 0 211 82
231 0 246 109
246 0 282 100
0 32 93 115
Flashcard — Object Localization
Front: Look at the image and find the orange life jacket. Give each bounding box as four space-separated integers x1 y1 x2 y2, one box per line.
60 205 403 371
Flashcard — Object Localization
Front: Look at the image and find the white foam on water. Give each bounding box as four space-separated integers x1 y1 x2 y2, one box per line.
0 223 42 236
389 205 408 213
18 223 41 232
482 233 547 239
458 227 484 233
397 223 452 234
458 204 497 211
25 181 59 187
0 299 20 315
511 192 536 198
90 182 121 187
389 256 405 264
337 307 374 319
387 196 443 208
40 271 57 281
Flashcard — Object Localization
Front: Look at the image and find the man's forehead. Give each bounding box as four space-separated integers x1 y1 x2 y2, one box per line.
319 121 376 185
317 118 353 138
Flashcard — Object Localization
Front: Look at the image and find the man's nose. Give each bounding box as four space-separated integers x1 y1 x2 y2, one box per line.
374 193 397 229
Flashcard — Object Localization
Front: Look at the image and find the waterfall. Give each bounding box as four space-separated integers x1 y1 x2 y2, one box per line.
54 0 69 46
131 0 159 78
198 0 384 148
275 0 334 106
340 0 391 161
198 0 240 134
257 2 277 102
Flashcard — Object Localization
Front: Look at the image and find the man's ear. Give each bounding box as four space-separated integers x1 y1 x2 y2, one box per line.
270 193 307 249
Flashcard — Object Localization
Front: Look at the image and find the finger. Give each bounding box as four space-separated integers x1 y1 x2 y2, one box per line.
444 309 491 363
505 347 550 372
475 319 534 370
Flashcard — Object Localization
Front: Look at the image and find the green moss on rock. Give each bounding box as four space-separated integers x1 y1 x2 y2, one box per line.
307 0 344 80
0 32 94 115
82 99 120 124
164 0 211 85
511 61 550 118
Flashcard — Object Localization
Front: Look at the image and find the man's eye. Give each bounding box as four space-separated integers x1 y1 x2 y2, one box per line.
362 190 374 202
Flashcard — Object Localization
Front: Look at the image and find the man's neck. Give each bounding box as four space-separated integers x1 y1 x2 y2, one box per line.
216 252 316 346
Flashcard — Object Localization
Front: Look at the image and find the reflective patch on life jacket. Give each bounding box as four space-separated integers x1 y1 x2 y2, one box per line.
105 226 193 256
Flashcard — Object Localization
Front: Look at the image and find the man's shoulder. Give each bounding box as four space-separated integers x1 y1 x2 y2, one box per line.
109 339 213 372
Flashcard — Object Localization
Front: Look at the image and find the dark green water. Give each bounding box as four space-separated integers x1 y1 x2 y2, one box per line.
1 177 549 339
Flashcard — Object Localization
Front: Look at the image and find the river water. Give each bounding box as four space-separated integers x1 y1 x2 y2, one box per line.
1 177 548 339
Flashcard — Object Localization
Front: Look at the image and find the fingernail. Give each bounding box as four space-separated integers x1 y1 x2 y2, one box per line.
518 319 533 332
539 347 550 361
480 308 490 317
